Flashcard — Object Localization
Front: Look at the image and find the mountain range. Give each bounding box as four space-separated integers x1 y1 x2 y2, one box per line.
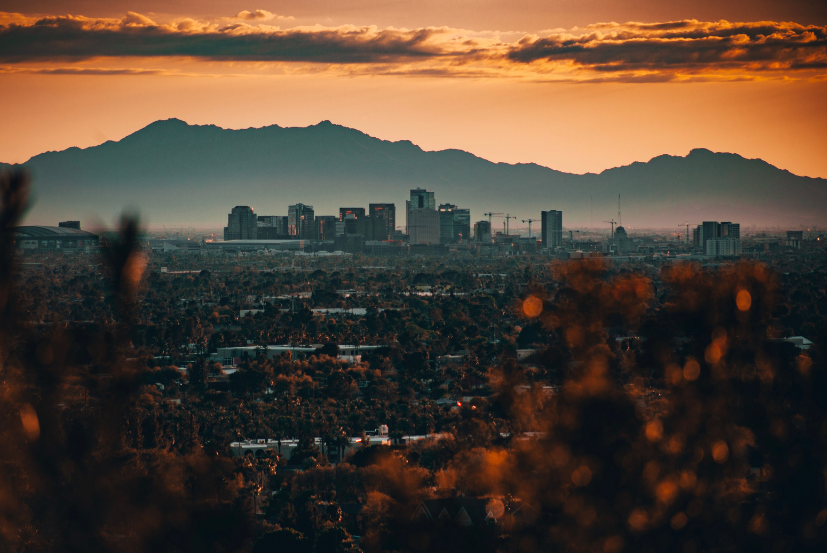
3 118 825 230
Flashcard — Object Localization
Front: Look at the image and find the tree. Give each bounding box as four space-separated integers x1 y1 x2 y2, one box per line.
316 525 355 553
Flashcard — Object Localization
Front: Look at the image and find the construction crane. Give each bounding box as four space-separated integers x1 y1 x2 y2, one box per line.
484 212 503 226
522 219 537 238
679 222 696 246
504 214 517 235
604 219 617 239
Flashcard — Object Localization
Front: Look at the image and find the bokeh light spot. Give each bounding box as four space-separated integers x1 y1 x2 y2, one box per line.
712 441 729 463
671 512 688 530
683 359 701 381
645 420 663 442
704 343 722 364
571 465 593 487
736 289 752 311
522 295 543 318
20 404 40 441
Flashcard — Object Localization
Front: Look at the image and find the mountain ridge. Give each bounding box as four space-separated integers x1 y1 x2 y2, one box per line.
4 119 825 228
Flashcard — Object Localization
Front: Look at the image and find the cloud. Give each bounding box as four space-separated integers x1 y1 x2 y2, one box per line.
0 65 167 76
506 20 827 74
235 10 292 22
0 13 824 82
0 14 456 64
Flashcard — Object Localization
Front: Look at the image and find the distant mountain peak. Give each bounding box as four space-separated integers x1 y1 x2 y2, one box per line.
146 117 190 128
9 118 825 227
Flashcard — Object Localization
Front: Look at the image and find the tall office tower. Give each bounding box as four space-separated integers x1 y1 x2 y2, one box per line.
693 225 702 248
474 221 492 243
274 216 289 236
369 203 396 241
288 203 315 239
720 222 740 240
452 208 471 243
256 215 289 238
438 204 471 244
408 208 440 245
406 188 435 235
438 204 457 244
315 216 337 241
224 206 257 241
339 207 366 221
409 188 435 210
701 221 721 251
541 210 563 249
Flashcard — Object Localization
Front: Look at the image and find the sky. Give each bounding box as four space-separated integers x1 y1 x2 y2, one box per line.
1 0 826 178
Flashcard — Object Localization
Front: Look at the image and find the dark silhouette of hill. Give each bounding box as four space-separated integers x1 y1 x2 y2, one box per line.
7 119 825 228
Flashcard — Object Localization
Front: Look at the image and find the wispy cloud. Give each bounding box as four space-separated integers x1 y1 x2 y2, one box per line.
234 10 293 22
0 12 824 82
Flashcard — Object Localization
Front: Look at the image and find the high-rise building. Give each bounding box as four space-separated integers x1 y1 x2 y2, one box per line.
339 207 366 221
453 208 471 243
406 188 436 236
474 221 492 243
438 203 471 244
408 208 440 245
257 215 289 237
706 238 742 256
369 203 396 241
541 210 563 249
720 222 740 239
315 216 337 241
694 221 741 253
288 203 315 239
224 206 257 241
409 188 435 210
439 204 457 244
701 221 720 251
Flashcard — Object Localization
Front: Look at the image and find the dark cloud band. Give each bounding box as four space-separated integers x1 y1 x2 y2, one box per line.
0 14 825 78
507 22 827 72
0 17 447 63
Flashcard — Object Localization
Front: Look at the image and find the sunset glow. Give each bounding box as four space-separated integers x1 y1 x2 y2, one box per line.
1 1 826 178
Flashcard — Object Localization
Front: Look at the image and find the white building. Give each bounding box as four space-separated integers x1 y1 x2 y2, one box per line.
705 238 741 257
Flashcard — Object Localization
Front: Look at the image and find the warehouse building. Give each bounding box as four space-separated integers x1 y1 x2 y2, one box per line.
13 225 99 251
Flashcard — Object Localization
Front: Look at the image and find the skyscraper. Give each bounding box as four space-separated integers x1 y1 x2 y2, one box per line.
369 203 396 241
257 215 289 238
406 188 436 236
701 221 721 251
438 203 471 244
224 206 257 241
541 210 563 249
452 208 471 243
474 221 492 243
720 222 740 239
315 215 337 241
409 188 435 210
339 207 366 221
408 208 440 245
288 203 315 239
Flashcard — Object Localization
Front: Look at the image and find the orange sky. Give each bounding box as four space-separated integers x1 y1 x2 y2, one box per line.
1 1 826 177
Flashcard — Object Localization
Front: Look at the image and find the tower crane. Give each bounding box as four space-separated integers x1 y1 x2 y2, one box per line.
504 214 517 235
522 219 537 239
484 212 503 226
679 222 696 247
603 219 617 239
